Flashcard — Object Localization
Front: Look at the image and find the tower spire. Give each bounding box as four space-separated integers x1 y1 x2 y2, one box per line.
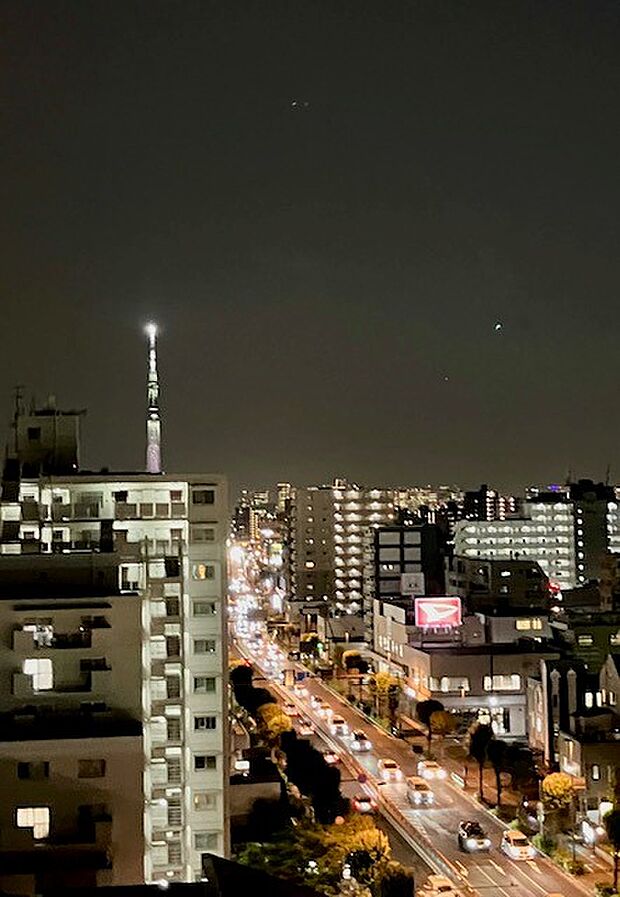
145 323 162 474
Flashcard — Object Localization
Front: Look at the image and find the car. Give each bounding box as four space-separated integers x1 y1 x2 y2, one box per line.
350 730 371 752
282 702 299 717
293 682 309 697
351 794 377 814
417 874 460 896
500 830 536 860
322 751 340 765
310 693 321 707
317 702 332 719
417 759 447 780
330 715 349 736
297 718 314 737
377 758 403 782
406 776 434 806
457 820 491 852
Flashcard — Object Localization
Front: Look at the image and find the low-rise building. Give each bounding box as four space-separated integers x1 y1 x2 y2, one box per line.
372 598 559 737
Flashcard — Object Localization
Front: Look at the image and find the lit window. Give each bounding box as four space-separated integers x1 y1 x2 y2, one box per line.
23 658 53 691
578 634 593 646
515 619 532 631
191 563 215 581
592 764 601 782
585 692 594 708
17 807 49 839
483 674 521 691
305 561 315 569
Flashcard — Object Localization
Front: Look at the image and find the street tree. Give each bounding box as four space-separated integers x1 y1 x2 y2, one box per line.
486 738 509 807
604 808 620 891
415 699 444 752
468 723 493 802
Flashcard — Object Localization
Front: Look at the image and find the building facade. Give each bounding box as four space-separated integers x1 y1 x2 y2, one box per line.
0 465 229 885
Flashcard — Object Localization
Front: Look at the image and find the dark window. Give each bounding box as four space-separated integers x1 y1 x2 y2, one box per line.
194 716 217 731
17 761 49 780
192 489 215 505
195 755 217 771
113 491 128 502
78 759 106 778
27 427 41 442
164 557 180 578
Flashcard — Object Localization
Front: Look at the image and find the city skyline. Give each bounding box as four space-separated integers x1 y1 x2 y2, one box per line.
2 2 620 490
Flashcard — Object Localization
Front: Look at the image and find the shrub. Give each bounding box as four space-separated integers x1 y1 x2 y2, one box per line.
595 885 618 897
532 833 556 856
553 848 585 875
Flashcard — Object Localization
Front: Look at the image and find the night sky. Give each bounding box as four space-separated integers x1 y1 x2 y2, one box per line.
2 1 620 493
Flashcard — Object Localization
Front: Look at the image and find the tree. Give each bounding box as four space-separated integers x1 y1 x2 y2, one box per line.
373 859 415 897
369 672 401 721
230 661 253 687
468 723 493 802
257 702 293 742
429 710 457 755
486 739 508 807
541 772 576 808
604 809 620 891
415 699 444 752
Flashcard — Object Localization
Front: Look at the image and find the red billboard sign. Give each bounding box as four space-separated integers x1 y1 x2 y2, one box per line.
414 596 462 629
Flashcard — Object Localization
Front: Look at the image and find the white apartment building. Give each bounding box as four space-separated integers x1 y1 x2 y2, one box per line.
287 480 395 618
0 472 228 885
455 500 577 588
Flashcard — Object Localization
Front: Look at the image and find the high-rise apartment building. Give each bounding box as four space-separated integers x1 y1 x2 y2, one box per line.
0 402 229 887
455 481 620 590
286 479 395 626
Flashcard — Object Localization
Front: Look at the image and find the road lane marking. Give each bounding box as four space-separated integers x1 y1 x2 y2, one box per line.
526 860 541 874
489 859 503 874
454 859 468 876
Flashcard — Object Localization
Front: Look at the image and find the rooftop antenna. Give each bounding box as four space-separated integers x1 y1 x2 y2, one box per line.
145 323 162 474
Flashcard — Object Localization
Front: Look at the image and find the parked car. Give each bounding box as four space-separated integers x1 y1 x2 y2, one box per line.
457 820 491 852
406 775 434 806
351 794 377 814
377 758 403 782
417 759 447 780
500 830 536 860
330 715 349 736
350 730 372 752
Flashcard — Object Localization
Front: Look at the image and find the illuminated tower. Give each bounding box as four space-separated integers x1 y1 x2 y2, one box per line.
145 323 162 474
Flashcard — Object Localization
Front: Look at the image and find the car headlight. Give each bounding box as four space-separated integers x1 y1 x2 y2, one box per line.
466 838 477 849
483 839 491 848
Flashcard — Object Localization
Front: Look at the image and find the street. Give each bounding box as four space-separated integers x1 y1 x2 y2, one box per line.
235 633 600 897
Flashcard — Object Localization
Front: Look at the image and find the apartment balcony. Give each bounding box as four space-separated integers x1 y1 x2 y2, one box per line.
13 629 95 651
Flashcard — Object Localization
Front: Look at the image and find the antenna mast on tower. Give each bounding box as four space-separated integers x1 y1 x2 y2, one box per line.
145 323 162 474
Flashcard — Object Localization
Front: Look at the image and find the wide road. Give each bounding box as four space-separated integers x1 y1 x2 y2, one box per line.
236 634 597 897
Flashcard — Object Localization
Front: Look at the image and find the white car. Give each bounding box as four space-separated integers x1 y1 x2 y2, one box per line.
293 682 308 698
330 715 349 736
406 775 434 806
282 702 299 717
317 702 332 719
350 729 371 752
500 830 536 860
322 751 340 766
417 759 447 780
418 874 460 896
377 758 403 782
310 694 321 708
